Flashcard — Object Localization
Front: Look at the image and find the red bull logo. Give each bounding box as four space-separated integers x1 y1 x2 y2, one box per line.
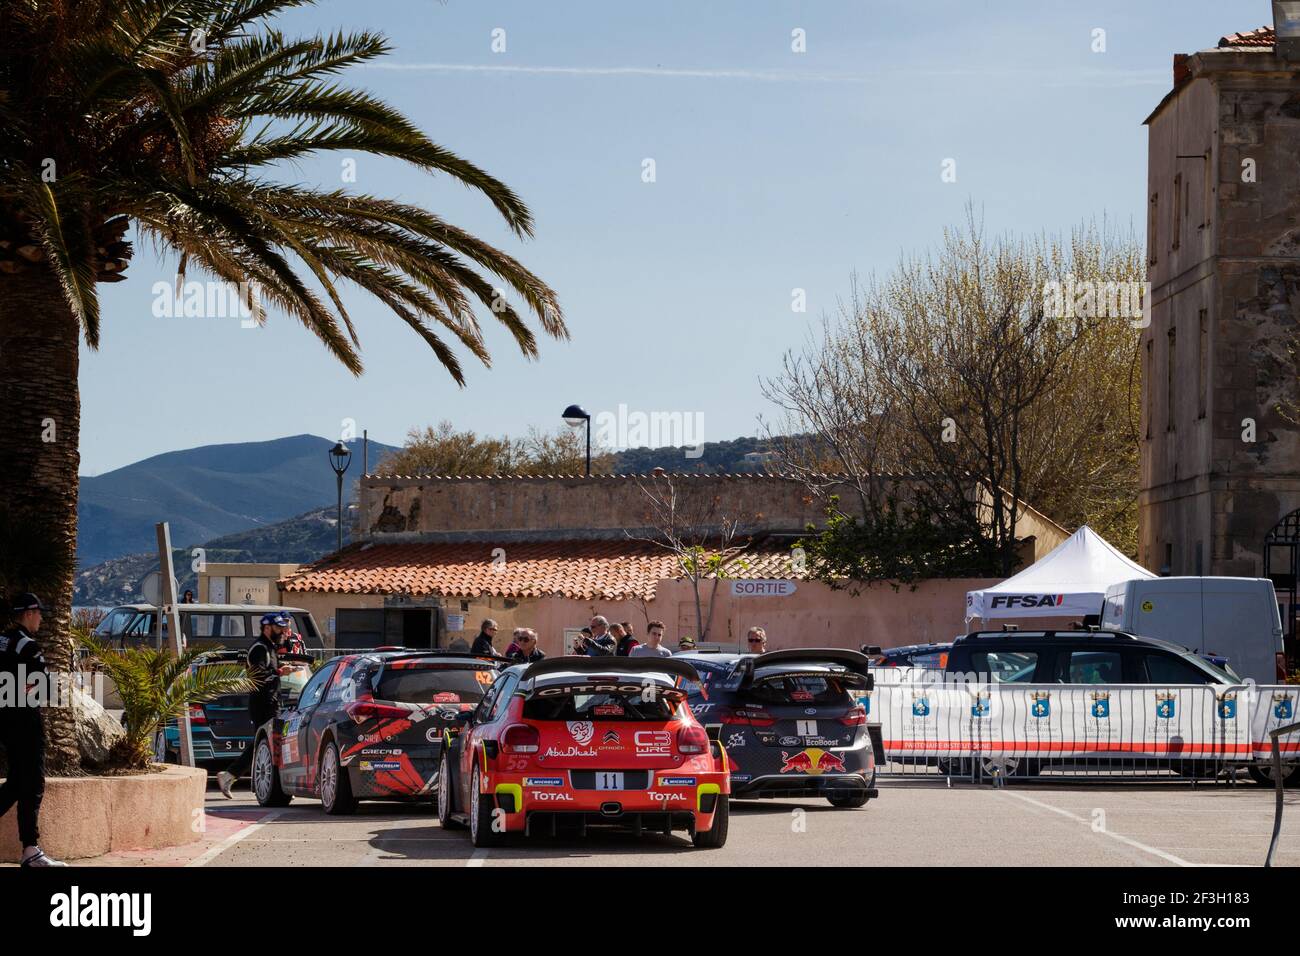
779 748 847 775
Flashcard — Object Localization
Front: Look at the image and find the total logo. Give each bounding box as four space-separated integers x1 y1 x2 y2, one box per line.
988 594 1065 610
634 730 671 757
649 791 687 803
532 791 575 802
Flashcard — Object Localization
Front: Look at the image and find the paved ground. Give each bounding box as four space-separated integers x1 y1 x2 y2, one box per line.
40 777 1300 867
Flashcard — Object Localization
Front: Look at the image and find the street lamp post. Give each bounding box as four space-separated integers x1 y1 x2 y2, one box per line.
328 441 352 552
562 404 591 476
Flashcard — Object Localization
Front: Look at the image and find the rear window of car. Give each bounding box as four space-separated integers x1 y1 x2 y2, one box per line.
970 650 1039 682
523 689 679 721
681 660 734 700
746 674 851 705
374 666 494 705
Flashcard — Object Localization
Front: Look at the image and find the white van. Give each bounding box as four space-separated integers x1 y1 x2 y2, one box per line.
1100 577 1285 686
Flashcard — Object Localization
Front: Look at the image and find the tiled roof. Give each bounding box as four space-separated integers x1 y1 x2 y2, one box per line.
280 539 805 601
1219 26 1274 48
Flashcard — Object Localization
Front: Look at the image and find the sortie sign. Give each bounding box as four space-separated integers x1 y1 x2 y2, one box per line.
730 580 797 598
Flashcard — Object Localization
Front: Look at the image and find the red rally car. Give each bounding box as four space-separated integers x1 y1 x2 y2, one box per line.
437 656 731 848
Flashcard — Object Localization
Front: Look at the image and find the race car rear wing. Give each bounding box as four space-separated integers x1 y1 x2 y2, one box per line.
732 648 874 690
520 655 701 685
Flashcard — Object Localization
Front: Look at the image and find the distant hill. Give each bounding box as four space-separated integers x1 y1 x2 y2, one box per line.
77 434 395 567
75 505 353 606
611 435 774 474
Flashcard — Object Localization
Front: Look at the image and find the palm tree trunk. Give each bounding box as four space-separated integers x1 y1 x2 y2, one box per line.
0 267 83 775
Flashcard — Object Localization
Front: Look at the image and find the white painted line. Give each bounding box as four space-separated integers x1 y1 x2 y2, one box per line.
996 789 1193 867
467 848 488 867
186 809 284 867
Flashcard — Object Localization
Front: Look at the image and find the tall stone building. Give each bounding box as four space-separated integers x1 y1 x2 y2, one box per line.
1140 18 1300 635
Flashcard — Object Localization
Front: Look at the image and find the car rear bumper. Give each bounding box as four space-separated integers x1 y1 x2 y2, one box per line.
483 770 729 833
732 771 876 800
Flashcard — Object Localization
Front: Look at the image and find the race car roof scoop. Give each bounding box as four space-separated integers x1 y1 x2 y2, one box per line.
736 648 874 690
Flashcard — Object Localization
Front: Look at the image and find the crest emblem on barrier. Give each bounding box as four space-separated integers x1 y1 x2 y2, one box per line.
970 690 990 718
1090 691 1110 719
1155 693 1175 720
1030 691 1051 719
1275 695 1294 721
911 693 930 717
1217 692 1237 720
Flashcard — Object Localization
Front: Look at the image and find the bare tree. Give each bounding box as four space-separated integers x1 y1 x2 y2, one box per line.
627 475 748 642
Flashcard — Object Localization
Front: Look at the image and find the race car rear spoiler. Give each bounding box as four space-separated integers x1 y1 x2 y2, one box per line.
521 656 701 685
734 648 874 690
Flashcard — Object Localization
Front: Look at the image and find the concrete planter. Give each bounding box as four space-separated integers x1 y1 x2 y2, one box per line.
0 764 206 862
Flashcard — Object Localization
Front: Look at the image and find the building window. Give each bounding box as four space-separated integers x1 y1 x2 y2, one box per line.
1145 338 1154 439
1172 173 1182 251
1197 309 1208 420
1166 325 1177 432
1148 194 1159 265
1164 543 1174 575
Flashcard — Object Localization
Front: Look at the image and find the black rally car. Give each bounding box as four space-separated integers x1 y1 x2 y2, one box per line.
677 648 880 807
252 648 503 813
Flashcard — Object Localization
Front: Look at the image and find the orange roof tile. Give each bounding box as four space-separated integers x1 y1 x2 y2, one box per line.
1219 26 1275 48
280 539 805 601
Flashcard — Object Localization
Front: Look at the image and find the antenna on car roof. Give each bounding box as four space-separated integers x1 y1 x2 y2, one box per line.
1001 624 1018 632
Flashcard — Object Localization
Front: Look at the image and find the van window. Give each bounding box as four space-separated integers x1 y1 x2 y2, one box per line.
1142 653 1218 685
1057 650 1123 684
971 650 1038 682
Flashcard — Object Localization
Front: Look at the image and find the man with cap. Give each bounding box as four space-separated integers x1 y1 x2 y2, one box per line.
217 612 282 798
0 593 65 866
274 612 306 657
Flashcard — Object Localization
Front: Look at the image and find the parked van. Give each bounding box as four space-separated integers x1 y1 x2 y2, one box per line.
1100 577 1285 685
92 603 325 652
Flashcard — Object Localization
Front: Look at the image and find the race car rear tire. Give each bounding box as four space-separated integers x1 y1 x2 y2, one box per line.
469 766 502 847
692 794 729 849
437 750 464 829
320 741 357 815
253 736 291 807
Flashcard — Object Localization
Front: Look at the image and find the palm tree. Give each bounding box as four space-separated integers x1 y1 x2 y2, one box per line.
0 0 566 773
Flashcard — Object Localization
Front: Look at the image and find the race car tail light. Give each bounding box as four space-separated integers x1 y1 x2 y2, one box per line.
677 724 709 754
187 705 207 725
502 723 540 754
838 705 867 727
345 700 409 722
715 707 775 727
1278 653 1289 682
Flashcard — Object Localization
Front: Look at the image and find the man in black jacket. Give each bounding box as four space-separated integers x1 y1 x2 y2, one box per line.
0 593 64 866
217 614 281 798
470 619 499 657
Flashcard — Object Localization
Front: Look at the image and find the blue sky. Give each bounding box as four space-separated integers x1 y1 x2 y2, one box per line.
78 0 1258 474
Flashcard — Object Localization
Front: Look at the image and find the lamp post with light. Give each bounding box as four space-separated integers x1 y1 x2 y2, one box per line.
328 441 352 552
562 405 591 476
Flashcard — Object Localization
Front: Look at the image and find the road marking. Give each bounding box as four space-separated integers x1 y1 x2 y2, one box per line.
467 848 489 867
186 809 284 867
996 789 1193 867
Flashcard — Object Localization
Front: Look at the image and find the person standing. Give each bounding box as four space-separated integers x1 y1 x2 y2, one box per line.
0 593 64 866
629 620 672 658
504 628 546 664
746 626 768 654
583 616 616 656
273 612 306 656
217 614 282 798
610 622 638 657
470 619 499 657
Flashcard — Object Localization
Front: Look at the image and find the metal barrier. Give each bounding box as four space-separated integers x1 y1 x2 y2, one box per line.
868 676 1300 785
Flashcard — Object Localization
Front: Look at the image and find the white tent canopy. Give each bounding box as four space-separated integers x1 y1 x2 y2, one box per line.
965 526 1156 621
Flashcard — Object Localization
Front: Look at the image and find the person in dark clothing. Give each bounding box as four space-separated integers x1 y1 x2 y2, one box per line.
581 616 616 657
470 619 499 657
0 593 64 866
504 628 546 664
216 614 281 798
273 612 306 656
612 622 639 657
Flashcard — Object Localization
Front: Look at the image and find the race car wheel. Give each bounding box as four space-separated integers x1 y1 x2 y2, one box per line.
469 765 502 847
253 736 291 807
692 794 729 849
152 730 175 765
320 741 357 815
827 787 870 809
437 750 464 829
